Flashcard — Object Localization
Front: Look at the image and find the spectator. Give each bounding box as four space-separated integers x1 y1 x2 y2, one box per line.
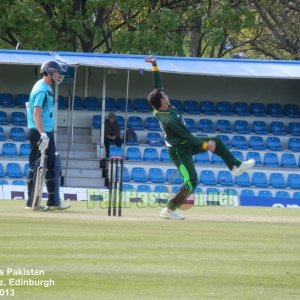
104 112 122 158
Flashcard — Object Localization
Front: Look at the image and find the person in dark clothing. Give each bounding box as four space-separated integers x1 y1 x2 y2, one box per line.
104 112 122 158
145 57 255 220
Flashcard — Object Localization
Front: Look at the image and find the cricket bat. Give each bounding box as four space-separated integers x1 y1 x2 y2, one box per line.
32 149 47 211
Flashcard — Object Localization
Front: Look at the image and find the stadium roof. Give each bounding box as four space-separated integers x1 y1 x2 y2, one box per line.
1 49 300 79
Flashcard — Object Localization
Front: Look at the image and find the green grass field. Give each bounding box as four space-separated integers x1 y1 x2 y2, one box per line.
0 200 300 300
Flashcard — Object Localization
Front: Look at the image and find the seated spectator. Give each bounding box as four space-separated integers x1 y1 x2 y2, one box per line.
104 112 122 158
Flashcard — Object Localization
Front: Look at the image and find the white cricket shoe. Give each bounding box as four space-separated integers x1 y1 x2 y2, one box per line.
49 202 71 210
232 159 255 176
160 207 185 220
25 205 49 211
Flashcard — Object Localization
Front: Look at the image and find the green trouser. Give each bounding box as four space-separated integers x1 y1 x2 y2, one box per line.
167 136 241 210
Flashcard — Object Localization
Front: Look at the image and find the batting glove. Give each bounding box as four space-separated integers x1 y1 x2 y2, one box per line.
37 132 49 152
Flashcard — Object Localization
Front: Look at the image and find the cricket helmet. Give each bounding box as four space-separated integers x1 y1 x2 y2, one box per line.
40 60 68 84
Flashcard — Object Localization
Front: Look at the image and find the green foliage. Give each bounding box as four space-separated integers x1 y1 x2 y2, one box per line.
0 0 298 59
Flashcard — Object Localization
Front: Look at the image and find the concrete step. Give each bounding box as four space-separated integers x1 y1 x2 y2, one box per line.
61 159 100 169
59 150 97 159
57 142 95 151
63 176 105 188
62 168 102 178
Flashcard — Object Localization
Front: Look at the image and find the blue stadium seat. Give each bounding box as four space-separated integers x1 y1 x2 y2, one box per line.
84 97 100 110
154 185 168 193
257 190 272 198
109 146 123 158
72 96 84 110
206 188 220 197
160 148 171 162
235 172 251 187
288 138 300 151
145 117 160 131
92 115 101 128
293 192 300 199
283 104 300 118
233 102 250 116
288 122 300 136
184 100 201 114
252 172 268 187
194 152 210 164
0 179 8 185
287 174 300 189
246 151 262 166
19 143 30 156
280 153 297 168
266 136 283 151
211 153 224 165
170 99 184 113
275 191 290 198
249 102 266 116
58 95 67 109
217 170 234 186
249 136 265 150
0 163 5 177
216 119 233 133
10 127 27 141
12 179 26 185
119 167 130 182
148 168 165 183
15 94 29 108
126 147 142 161
270 121 286 135
117 98 134 112
6 163 23 178
234 120 251 134
266 103 283 117
0 127 6 140
216 101 233 115
231 135 247 149
131 167 147 182
10 111 26 126
231 150 244 161
263 152 279 167
0 111 9 125
137 184 151 193
122 183 135 191
127 116 144 130
1 93 15 107
2 142 18 156
200 100 217 115
240 189 255 197
184 118 197 132
146 132 164 146
199 170 216 185
133 98 151 112
0 93 13 106
269 173 286 188
116 115 125 130
216 135 231 148
105 97 117 111
143 148 159 162
223 188 238 196
252 121 268 134
199 119 214 132
166 169 183 184
23 163 29 176
171 186 181 194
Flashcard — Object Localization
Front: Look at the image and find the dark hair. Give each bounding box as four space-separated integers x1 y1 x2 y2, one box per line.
147 88 163 109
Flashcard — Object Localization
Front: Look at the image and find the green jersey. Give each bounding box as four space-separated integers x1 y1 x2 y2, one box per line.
152 68 200 147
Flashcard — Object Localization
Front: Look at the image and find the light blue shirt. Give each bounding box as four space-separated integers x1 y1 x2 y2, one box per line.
27 79 55 132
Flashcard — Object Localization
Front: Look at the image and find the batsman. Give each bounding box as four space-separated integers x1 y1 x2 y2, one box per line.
145 57 255 220
26 60 71 211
